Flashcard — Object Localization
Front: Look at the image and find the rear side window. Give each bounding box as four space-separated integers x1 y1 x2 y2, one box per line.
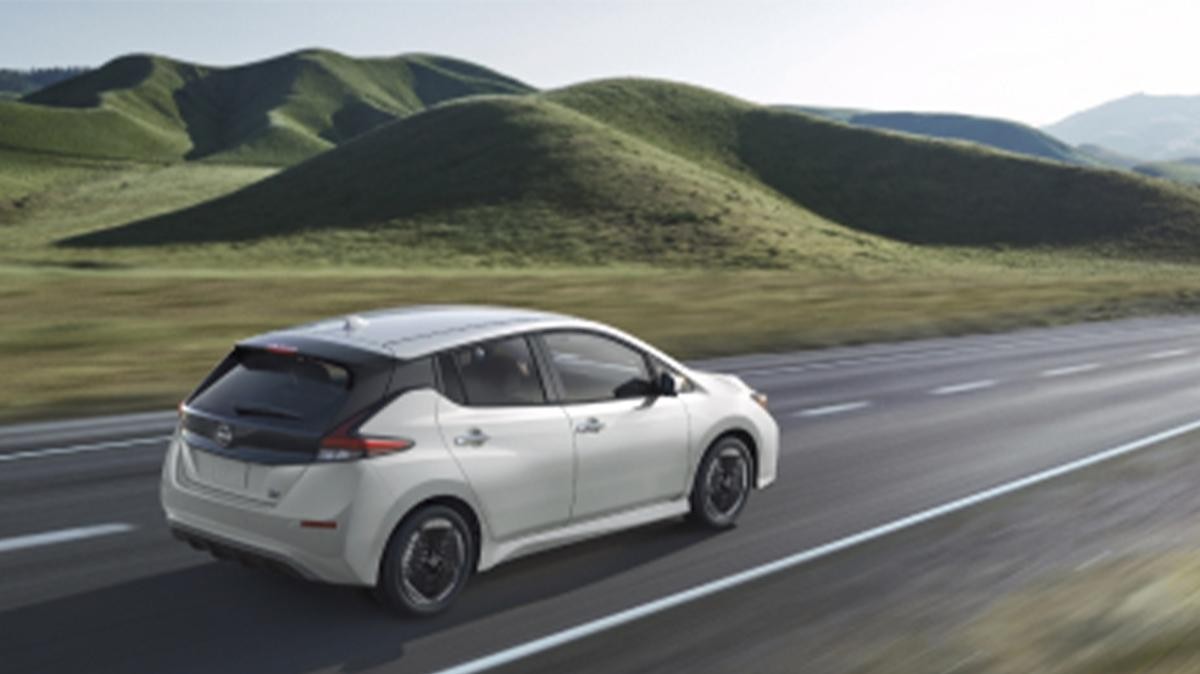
190 349 352 429
542 331 652 402
443 336 546 406
390 357 436 393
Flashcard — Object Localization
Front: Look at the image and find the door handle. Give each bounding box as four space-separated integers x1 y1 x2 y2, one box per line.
575 417 605 434
454 428 490 447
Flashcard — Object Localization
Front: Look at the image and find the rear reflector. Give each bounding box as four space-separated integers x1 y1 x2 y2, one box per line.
300 520 338 530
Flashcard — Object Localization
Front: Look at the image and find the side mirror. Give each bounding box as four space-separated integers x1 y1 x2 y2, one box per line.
655 371 678 397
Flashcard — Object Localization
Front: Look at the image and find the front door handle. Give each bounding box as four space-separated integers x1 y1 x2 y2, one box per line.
575 417 605 434
454 428 490 447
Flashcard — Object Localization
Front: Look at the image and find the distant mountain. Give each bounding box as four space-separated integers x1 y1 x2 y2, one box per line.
0 67 88 95
1 50 532 164
1045 93 1200 161
66 79 1200 268
779 106 1099 166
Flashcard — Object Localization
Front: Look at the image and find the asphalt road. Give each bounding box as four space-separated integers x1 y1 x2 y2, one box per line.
4 316 1200 674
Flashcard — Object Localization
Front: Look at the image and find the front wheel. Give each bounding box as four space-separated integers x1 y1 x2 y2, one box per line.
689 437 753 529
375 505 474 617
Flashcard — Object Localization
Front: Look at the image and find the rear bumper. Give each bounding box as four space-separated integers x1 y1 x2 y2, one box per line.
169 522 314 580
160 435 377 586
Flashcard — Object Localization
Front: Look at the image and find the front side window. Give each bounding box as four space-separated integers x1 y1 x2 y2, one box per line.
542 331 653 402
444 335 546 406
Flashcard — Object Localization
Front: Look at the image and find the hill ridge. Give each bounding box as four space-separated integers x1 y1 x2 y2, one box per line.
3 49 534 164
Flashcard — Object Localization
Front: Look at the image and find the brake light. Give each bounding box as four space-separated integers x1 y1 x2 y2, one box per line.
266 344 299 356
318 411 413 461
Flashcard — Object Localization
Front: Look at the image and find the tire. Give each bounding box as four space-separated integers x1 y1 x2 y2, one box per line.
688 436 754 529
375 505 475 617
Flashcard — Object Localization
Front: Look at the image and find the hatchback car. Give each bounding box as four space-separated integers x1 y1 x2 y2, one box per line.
162 305 779 615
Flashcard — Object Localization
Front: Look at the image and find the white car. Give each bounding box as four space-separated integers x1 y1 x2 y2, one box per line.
162 305 779 615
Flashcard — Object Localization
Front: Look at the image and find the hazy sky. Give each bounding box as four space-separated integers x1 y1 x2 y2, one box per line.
2 0 1198 125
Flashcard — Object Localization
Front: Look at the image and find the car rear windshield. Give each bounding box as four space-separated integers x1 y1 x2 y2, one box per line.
189 348 352 429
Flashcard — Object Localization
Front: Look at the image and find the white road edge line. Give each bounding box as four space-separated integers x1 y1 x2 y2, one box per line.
1144 349 1190 361
0 435 171 463
430 417 1200 674
0 523 136 554
930 379 996 396
794 401 872 418
1041 363 1100 378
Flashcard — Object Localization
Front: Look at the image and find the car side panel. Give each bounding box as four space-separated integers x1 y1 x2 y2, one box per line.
434 397 576 541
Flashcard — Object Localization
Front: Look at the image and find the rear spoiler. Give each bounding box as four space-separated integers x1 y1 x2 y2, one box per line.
236 334 396 369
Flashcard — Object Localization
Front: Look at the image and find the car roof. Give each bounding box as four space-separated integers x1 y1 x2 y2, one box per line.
246 304 583 360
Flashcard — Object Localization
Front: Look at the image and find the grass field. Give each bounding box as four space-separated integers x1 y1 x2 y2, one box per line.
6 262 1200 422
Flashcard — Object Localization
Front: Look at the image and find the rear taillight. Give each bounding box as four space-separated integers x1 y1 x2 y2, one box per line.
318 412 413 461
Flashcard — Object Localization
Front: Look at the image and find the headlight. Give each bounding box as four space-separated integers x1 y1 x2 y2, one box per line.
750 391 768 410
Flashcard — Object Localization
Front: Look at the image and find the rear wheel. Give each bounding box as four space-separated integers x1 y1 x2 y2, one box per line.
689 437 753 529
376 505 474 617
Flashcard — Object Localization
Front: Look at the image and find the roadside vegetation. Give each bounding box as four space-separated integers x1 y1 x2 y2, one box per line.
7 263 1200 422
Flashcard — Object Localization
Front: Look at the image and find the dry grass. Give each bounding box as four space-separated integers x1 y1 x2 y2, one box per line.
966 554 1200 674
6 265 1200 422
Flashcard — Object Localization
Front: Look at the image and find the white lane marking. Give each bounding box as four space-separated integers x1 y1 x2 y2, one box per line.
0 435 171 463
1144 349 1190 361
430 417 1200 674
930 379 996 396
0 523 136 554
794 401 872 418
1041 363 1100 378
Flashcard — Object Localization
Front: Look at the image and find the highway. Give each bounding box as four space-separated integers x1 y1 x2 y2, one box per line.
3 316 1200 674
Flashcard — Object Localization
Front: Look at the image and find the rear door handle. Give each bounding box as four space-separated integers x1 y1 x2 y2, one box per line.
575 417 605 434
454 428 490 447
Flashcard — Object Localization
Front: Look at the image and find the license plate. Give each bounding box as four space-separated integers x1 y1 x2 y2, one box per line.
192 449 247 491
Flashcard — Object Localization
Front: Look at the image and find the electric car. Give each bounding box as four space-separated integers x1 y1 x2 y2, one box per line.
161 305 779 615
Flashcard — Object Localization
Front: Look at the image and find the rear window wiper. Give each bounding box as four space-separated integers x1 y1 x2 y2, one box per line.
233 404 302 421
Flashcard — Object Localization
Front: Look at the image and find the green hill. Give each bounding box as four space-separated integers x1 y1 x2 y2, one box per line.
1 50 532 165
1134 158 1200 184
0 67 88 96
63 79 1200 267
63 89 892 269
846 112 1100 166
784 106 1099 166
58 78 1200 267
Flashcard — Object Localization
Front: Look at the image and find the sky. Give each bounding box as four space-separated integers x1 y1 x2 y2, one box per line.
2 0 1198 126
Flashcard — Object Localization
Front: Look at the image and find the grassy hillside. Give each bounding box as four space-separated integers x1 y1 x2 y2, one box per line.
63 91 906 269
1134 158 1200 184
779 106 1098 166
64 79 1200 267
0 67 88 96
847 112 1099 166
1 50 532 165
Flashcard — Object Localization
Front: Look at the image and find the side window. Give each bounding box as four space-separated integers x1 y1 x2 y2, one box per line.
390 357 436 394
444 336 546 406
436 353 467 405
542 331 652 403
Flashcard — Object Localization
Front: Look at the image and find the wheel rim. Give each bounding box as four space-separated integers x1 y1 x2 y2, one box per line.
399 517 467 608
703 446 750 522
